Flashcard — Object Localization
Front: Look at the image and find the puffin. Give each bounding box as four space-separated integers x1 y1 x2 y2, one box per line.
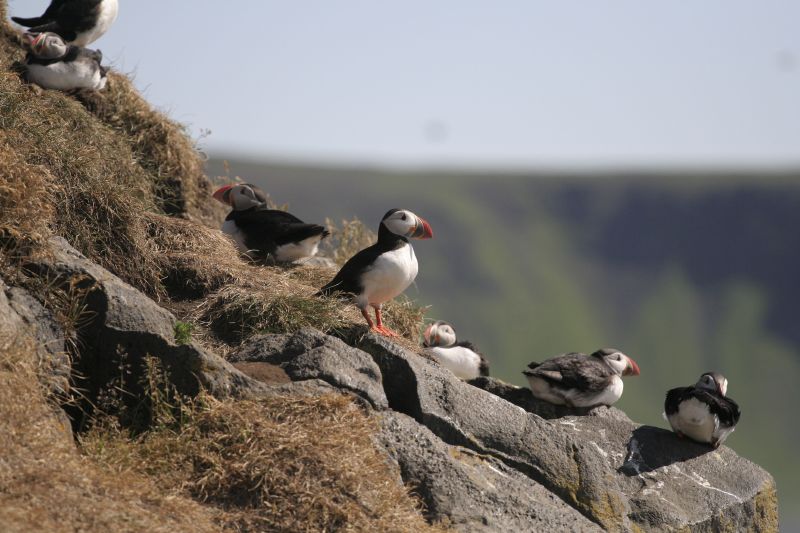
316 209 433 337
664 372 740 448
212 183 330 263
23 32 107 91
422 320 489 380
523 348 640 407
12 0 119 47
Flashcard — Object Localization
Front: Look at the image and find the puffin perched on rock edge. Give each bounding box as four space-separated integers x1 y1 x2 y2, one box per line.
423 320 489 380
23 32 107 91
212 183 330 263
317 208 433 337
12 0 119 47
664 372 740 448
523 348 640 407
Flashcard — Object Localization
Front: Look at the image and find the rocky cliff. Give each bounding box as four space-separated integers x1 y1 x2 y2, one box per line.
0 2 778 530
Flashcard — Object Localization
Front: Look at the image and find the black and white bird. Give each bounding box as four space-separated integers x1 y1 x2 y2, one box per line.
523 348 640 407
212 183 329 263
12 0 118 47
423 320 489 380
664 372 740 448
23 32 107 91
317 209 433 337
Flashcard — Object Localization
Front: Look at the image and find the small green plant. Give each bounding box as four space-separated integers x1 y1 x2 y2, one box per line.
173 321 194 345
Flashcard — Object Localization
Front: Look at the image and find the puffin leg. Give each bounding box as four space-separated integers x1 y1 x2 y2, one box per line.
360 307 379 332
374 306 399 337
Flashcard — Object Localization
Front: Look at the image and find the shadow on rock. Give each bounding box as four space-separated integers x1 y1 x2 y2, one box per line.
469 377 595 419
619 425 712 476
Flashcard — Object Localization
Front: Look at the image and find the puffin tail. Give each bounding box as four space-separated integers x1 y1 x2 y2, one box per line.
11 16 45 28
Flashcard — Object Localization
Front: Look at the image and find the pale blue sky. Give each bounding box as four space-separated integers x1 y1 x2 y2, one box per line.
9 0 800 169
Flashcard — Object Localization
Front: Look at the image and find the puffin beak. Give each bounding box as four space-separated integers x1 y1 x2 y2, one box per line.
422 324 434 347
212 185 233 205
410 216 434 239
623 356 640 376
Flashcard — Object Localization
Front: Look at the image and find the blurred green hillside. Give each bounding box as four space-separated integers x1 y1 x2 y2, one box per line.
208 157 800 528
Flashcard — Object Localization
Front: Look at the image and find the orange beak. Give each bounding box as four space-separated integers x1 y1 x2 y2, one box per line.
624 356 641 377
212 185 233 205
411 216 433 239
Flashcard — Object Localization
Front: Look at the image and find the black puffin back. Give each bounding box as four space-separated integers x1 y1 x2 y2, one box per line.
665 387 741 427
525 352 613 393
228 207 328 260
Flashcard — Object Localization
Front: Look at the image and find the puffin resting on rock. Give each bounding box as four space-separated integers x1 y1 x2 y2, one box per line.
664 372 740 448
212 183 329 263
523 348 640 407
423 320 489 380
317 209 433 337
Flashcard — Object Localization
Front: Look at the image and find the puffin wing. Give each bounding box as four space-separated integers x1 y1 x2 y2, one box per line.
703 392 741 427
525 353 611 393
316 243 385 297
664 386 694 416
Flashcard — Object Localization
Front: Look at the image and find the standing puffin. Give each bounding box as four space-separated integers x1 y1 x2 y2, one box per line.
212 183 329 263
12 0 119 47
23 32 107 91
423 320 489 380
523 348 640 407
664 372 740 448
316 209 433 337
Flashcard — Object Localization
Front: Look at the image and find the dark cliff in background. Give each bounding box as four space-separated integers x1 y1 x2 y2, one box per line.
208 157 800 528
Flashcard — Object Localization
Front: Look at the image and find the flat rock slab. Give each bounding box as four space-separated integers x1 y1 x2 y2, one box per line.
378 411 601 533
230 328 388 409
355 334 778 532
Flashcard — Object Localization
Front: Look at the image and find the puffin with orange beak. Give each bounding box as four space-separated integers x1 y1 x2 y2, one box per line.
317 209 433 337
422 320 489 380
212 183 329 263
523 348 640 408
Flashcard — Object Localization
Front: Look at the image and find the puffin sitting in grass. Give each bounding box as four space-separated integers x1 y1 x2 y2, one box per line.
523 348 640 407
23 32 107 91
423 320 489 380
317 209 433 337
12 0 119 46
664 372 740 448
212 183 329 263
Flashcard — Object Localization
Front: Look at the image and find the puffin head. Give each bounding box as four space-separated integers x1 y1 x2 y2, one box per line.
696 372 728 396
26 32 68 59
380 209 433 240
423 320 457 348
592 348 640 377
212 183 267 211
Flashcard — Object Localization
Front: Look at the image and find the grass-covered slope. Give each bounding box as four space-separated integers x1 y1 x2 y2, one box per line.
0 3 439 530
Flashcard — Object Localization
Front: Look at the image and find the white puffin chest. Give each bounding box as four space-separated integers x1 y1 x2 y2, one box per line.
74 0 119 46
359 243 418 305
26 60 106 90
428 346 482 380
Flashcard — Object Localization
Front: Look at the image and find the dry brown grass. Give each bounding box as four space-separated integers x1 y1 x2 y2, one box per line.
0 333 220 533
323 217 378 266
83 393 447 533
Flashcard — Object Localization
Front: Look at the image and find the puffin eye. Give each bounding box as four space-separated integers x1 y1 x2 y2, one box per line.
401 214 407 221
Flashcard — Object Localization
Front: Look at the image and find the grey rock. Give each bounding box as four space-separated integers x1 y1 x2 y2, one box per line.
230 328 388 409
24 237 269 410
5 286 71 398
377 410 601 532
356 333 778 532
